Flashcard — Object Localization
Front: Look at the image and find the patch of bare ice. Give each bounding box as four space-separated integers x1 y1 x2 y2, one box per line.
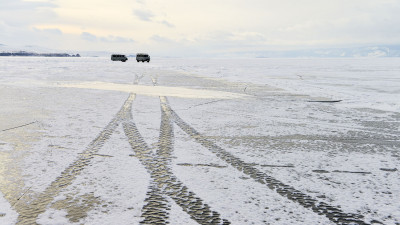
58 81 248 99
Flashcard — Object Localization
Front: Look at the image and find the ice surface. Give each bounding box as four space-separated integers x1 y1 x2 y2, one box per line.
0 57 399 224
147 58 400 112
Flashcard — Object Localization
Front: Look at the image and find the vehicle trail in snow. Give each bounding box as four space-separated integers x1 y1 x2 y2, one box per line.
9 68 374 224
167 102 371 225
122 105 230 224
14 72 230 225
14 94 136 225
120 75 230 224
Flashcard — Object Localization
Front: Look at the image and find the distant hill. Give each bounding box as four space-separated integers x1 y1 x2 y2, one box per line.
0 51 80 57
0 44 81 57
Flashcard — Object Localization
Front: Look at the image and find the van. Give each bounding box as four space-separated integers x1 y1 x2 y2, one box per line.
136 53 150 62
111 54 128 62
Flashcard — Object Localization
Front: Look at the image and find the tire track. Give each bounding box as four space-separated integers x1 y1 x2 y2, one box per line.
140 182 171 225
167 103 371 225
138 96 174 224
122 96 230 225
15 94 136 225
121 77 171 224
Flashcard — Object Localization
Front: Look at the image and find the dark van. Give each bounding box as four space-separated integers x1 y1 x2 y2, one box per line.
111 54 128 62
136 53 150 62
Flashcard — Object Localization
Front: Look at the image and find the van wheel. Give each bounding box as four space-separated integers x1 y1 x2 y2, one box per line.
137 60 139 62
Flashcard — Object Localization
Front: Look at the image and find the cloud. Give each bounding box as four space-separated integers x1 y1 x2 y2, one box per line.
196 31 267 49
3 0 400 56
33 27 63 35
133 8 174 28
100 36 135 43
81 32 134 43
0 0 57 11
147 31 269 56
133 9 154 21
81 32 97 42
0 0 58 27
150 35 174 43
160 20 174 28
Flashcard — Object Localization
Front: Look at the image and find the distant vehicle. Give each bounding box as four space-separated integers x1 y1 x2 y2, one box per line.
111 54 128 62
136 53 150 62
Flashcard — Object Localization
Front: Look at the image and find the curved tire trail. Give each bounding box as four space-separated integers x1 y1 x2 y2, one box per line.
139 97 173 225
165 101 370 225
15 94 136 225
122 96 230 225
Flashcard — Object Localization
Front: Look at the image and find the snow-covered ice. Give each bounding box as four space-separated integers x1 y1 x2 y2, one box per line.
0 57 399 224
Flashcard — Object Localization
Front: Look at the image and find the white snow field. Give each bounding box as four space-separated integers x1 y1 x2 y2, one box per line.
0 57 399 225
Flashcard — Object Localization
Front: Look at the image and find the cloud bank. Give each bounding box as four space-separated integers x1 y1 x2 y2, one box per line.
1 0 399 56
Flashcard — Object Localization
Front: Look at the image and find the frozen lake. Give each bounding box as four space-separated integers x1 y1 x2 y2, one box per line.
0 57 399 224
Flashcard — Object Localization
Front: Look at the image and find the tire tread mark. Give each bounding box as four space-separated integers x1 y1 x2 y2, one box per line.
168 104 370 225
140 182 170 225
137 96 172 224
122 96 230 225
15 94 136 225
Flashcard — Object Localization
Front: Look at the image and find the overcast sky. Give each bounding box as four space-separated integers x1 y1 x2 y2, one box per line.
1 0 400 56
